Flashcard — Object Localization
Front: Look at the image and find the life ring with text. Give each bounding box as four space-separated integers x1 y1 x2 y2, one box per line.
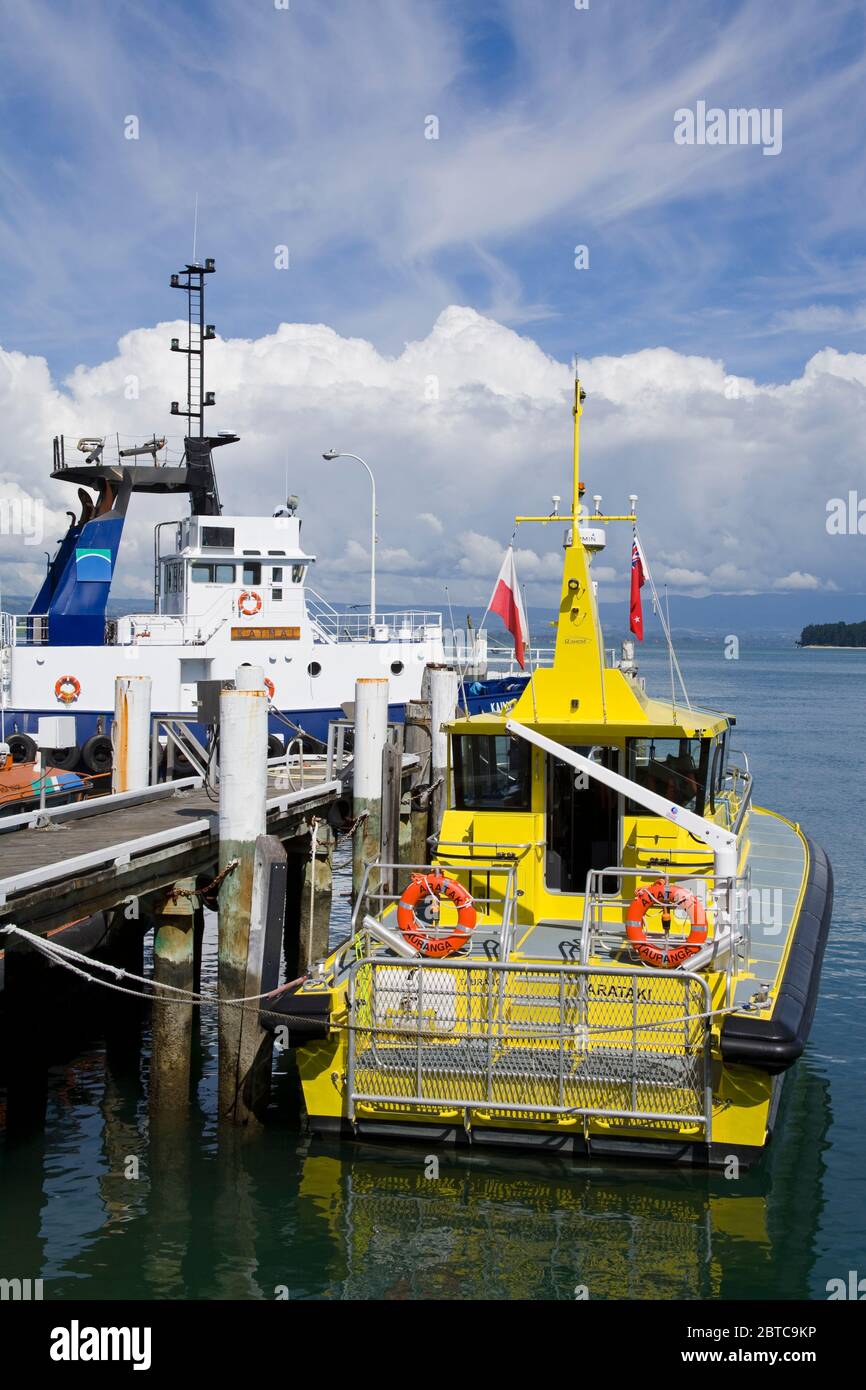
625 878 708 969
396 872 477 958
55 675 81 704
238 590 262 617
264 677 275 700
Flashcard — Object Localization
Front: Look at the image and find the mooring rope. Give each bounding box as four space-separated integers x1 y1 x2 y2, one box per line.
0 923 304 1014
0 923 748 1039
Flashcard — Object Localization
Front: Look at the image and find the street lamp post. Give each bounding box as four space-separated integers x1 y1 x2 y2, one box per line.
322 450 376 633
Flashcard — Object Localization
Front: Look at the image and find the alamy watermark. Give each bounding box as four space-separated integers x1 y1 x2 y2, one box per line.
674 101 782 157
0 495 43 545
826 491 866 535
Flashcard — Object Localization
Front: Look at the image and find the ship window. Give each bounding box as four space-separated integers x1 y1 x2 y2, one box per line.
268 550 286 556
242 562 261 584
273 589 283 601
201 526 235 549
626 737 710 815
191 562 235 584
291 564 307 583
165 562 183 594
271 567 283 582
243 550 260 556
708 729 729 813
452 734 530 812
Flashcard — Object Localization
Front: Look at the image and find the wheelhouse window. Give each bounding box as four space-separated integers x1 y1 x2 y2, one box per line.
242 562 261 585
452 734 531 812
201 526 235 549
164 561 183 594
291 563 307 584
191 562 235 584
626 737 710 815
708 729 729 812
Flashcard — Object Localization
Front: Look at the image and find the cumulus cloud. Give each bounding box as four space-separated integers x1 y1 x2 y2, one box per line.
0 306 861 608
771 571 834 591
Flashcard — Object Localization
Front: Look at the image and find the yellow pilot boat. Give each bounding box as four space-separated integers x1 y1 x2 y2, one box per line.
285 377 833 1167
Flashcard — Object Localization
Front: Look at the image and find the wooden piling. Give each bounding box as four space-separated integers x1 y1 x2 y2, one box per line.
234 834 286 1122
149 879 196 1117
380 741 402 897
422 664 459 838
217 677 268 1126
102 901 146 1076
403 698 432 873
352 676 389 914
296 821 334 972
2 939 50 1138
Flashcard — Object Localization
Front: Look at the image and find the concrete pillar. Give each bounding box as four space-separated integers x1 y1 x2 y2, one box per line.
217 679 268 1126
112 675 152 793
352 677 389 914
149 879 196 1117
422 664 458 837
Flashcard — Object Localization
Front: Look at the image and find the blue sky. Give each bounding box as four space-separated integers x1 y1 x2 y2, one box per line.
2 0 865 381
1 0 865 606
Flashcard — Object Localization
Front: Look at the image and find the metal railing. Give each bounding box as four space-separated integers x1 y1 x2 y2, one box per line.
326 719 405 781
306 588 442 644
1 613 50 647
346 957 713 1138
578 865 753 1001
348 854 524 956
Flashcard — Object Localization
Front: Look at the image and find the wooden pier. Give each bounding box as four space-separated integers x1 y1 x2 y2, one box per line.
0 769 341 935
0 665 438 1138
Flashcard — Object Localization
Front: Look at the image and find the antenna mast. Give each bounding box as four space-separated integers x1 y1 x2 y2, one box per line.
170 259 216 437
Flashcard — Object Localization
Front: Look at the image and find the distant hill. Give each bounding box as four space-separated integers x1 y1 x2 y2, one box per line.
799 620 866 648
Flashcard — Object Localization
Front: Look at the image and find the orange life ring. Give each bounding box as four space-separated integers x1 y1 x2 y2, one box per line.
264 677 275 699
238 590 262 617
55 675 81 704
396 872 477 958
625 878 708 969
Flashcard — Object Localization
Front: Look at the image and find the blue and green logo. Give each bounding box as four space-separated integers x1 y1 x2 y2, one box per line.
75 547 113 581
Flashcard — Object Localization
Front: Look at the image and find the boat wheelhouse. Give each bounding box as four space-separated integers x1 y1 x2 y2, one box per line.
0 260 512 777
285 374 833 1167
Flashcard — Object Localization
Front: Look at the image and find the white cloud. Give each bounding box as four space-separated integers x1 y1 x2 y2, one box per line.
771 571 824 591
0 306 859 608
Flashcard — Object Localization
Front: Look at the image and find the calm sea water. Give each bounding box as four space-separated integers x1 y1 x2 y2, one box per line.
0 641 862 1301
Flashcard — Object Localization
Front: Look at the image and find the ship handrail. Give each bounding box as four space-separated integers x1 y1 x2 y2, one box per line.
578 864 753 989
305 587 443 644
1 612 51 647
348 856 523 957
346 956 713 1139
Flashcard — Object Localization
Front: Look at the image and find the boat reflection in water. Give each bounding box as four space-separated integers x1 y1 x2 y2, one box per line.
0 1045 830 1300
295 1059 830 1301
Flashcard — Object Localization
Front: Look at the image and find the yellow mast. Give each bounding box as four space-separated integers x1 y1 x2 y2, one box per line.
571 367 586 533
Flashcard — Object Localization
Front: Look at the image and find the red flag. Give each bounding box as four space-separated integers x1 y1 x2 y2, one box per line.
630 534 646 641
489 546 529 669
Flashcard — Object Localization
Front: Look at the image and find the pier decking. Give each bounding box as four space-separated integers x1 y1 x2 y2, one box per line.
0 769 345 935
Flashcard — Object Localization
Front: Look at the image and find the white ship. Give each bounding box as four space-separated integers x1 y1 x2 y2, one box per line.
0 260 521 775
